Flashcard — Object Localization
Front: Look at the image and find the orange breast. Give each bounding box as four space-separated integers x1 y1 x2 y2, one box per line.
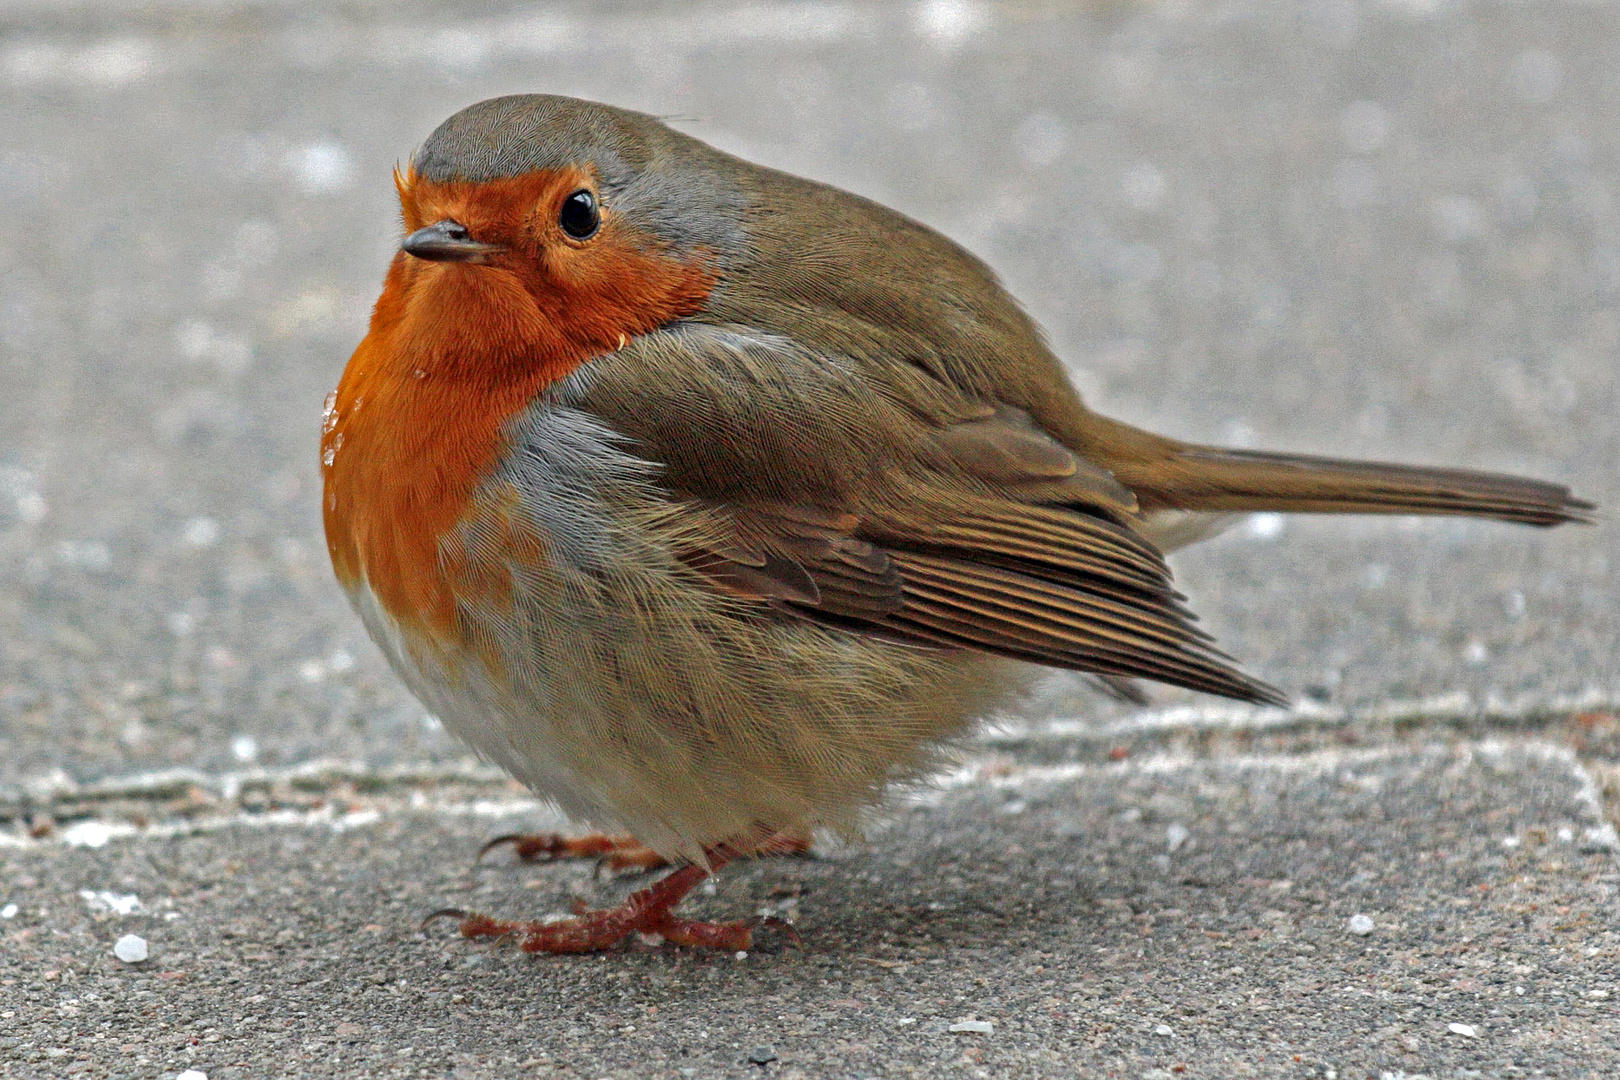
322 186 714 642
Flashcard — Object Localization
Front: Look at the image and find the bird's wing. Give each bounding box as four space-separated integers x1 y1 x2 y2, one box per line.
554 322 1283 705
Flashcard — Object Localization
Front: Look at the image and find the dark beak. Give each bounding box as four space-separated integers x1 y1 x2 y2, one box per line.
401 220 501 263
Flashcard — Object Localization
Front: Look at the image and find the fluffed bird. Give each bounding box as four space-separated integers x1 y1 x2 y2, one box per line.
321 94 1591 953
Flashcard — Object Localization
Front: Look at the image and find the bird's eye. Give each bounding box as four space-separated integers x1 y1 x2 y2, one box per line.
559 190 599 239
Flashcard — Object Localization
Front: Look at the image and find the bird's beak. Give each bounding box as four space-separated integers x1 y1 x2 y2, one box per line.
400 219 502 263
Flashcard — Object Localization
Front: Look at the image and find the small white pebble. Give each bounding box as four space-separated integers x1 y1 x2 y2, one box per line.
733 950 747 960
176 1071 209 1080
114 934 149 963
1448 1022 1478 1038
1348 913 1375 936
1154 1023 1175 1036
1585 989 1610 1000
0 903 17 919
1165 823 1190 852
948 1020 993 1034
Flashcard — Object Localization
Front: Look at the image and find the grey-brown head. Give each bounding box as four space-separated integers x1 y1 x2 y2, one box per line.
406 94 748 263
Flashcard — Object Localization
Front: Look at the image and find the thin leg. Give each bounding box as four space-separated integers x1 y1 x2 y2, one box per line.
478 827 814 874
478 832 668 873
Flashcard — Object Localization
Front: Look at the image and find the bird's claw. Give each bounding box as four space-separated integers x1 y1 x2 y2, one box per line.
419 907 470 934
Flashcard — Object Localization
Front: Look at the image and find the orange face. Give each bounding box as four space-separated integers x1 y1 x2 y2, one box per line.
321 167 715 640
390 165 717 381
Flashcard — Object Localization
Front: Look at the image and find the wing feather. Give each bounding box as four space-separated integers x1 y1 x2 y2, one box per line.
557 323 1283 704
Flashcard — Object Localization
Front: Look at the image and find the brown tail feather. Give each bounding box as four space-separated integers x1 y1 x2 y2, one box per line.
1134 446 1594 527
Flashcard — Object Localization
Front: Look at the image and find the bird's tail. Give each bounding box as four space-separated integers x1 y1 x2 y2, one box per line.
1125 445 1594 527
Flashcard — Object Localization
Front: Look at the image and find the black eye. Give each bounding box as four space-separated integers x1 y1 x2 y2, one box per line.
559 189 599 239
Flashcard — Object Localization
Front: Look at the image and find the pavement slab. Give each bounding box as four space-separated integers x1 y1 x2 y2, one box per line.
3 734 1618 1078
2 1 1617 1077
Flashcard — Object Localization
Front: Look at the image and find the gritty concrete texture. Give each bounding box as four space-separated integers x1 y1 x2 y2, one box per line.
3 737 1618 1078
1 1 1617 1077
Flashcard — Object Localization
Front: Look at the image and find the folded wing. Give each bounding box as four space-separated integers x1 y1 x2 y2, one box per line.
558 323 1285 705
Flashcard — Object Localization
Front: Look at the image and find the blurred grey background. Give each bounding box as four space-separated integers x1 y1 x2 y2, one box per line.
3 0 1614 790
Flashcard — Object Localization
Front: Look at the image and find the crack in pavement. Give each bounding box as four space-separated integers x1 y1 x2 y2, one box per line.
8 721 1617 856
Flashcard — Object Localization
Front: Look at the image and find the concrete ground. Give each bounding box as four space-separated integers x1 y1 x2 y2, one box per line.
1 1 1616 1077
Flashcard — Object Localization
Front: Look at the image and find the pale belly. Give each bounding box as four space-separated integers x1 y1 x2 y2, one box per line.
345 568 1025 862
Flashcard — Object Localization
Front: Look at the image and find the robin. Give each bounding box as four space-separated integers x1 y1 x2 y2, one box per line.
321 94 1591 953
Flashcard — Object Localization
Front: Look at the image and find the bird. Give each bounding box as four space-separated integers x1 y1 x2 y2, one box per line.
321 94 1592 953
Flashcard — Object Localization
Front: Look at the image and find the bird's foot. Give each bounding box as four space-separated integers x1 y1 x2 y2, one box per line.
478 831 668 874
424 863 798 954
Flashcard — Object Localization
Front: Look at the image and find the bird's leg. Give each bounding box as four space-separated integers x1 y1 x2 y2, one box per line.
478 827 814 875
430 845 797 954
478 832 668 873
